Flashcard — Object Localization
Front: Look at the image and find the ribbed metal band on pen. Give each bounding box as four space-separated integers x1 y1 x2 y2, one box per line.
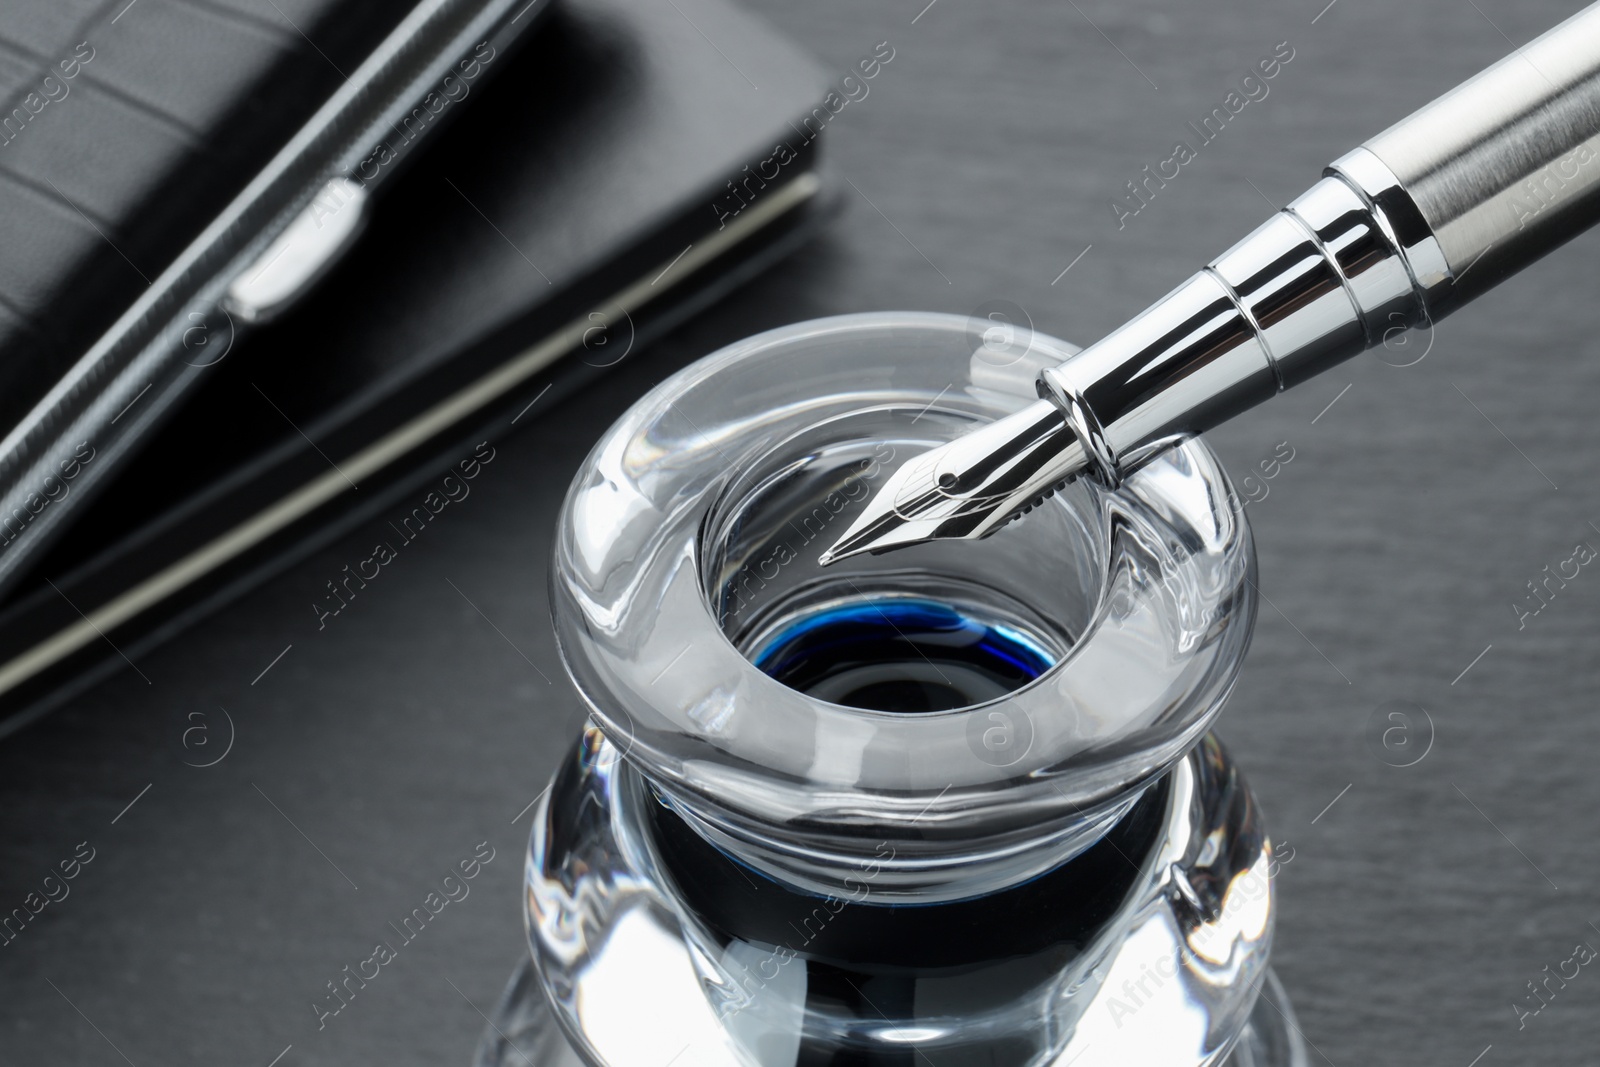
1035 153 1440 484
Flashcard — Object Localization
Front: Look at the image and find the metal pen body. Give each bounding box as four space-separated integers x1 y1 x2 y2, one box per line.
825 4 1600 563
1042 0 1600 486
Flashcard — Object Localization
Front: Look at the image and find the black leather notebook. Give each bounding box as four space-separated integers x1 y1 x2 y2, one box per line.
0 0 557 595
0 0 408 433
0 0 830 731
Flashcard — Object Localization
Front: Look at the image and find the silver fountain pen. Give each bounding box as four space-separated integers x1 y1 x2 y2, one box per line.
823 3 1600 566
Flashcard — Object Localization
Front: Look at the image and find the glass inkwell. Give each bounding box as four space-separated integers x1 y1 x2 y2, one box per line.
476 313 1307 1066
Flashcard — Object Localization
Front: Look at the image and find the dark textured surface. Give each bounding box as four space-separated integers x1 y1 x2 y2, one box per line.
3 0 1599 1064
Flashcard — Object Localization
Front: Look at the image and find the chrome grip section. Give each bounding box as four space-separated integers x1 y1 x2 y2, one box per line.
1209 208 1361 389
1293 163 1430 340
1039 175 1427 479
1327 148 1452 319
1040 272 1276 474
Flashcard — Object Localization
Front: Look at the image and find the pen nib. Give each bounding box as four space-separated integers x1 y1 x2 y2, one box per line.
820 399 1090 565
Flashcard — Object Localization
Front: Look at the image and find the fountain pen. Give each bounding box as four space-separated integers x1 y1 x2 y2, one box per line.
823 3 1600 565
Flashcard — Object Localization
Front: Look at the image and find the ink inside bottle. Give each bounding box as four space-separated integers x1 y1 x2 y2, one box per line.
751 595 1057 712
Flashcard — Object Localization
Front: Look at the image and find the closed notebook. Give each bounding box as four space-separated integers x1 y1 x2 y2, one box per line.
0 0 832 731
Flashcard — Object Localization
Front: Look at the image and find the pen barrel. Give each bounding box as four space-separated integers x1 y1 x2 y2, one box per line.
1041 2 1600 484
1357 1 1600 315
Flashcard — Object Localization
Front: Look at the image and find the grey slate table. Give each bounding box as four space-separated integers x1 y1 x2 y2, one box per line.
3 0 1598 1064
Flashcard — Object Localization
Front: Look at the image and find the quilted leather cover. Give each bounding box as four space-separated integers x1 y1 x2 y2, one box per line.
0 0 403 430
